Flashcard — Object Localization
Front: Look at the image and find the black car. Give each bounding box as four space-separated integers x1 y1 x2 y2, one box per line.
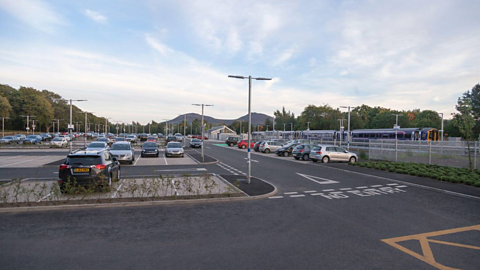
166 136 177 143
253 141 264 152
58 150 120 192
189 138 203 148
138 133 148 142
292 144 315 161
276 143 299 157
97 137 112 146
225 136 240 146
141 142 159 157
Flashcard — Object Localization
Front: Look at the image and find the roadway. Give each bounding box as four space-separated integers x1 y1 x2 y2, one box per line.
0 140 479 269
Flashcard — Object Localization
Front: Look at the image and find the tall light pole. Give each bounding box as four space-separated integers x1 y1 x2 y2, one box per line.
79 111 93 149
340 106 357 151
392 114 402 162
438 113 444 144
52 119 63 133
338 119 345 147
192 104 214 162
105 118 111 135
306 121 311 130
19 115 35 135
164 119 169 136
69 99 86 153
1 117 10 138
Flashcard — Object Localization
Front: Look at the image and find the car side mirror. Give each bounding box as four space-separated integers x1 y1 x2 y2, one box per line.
344 150 348 153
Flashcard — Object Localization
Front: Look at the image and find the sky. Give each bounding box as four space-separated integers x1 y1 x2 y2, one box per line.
0 0 479 124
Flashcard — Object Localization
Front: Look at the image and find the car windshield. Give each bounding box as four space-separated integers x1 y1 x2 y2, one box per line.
192 139 200 142
88 143 105 148
53 138 62 141
143 142 156 148
111 144 131 150
167 143 182 148
66 156 102 166
116 138 125 141
147 137 155 140
127 135 135 138
98 138 108 141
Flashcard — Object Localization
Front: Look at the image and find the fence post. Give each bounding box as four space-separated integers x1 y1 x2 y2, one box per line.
368 139 371 160
395 138 398 162
429 140 432 165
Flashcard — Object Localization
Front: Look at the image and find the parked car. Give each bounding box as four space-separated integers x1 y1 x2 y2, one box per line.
158 133 164 139
138 133 148 142
253 141 264 152
174 133 184 142
24 135 42 144
275 143 299 157
85 142 109 151
237 139 255 149
97 137 112 146
292 144 315 161
110 141 136 164
0 136 19 144
58 149 120 192
189 138 203 148
126 135 137 143
260 141 283 153
141 142 159 157
309 145 358 163
50 137 68 148
225 136 240 146
115 137 126 142
165 142 184 157
15 134 26 141
146 136 156 142
40 133 52 141
166 136 177 143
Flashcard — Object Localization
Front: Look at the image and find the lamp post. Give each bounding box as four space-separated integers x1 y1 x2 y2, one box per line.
439 113 444 153
20 115 36 135
392 114 402 162
1 117 10 138
69 99 87 153
228 75 271 184
192 104 214 162
164 119 169 137
79 111 93 149
306 121 311 131
338 119 345 147
340 106 357 151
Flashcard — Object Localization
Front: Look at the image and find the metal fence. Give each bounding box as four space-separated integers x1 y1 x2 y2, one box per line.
368 139 480 169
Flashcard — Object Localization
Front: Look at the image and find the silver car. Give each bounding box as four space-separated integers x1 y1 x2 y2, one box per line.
0 136 19 144
85 142 109 151
309 145 358 163
110 141 136 164
259 141 283 153
165 142 184 157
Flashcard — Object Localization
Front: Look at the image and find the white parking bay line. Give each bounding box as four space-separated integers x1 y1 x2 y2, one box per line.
396 185 408 188
371 185 383 187
356 186 368 189
0 157 43 168
284 192 298 195
196 168 207 171
154 168 207 172
290 194 305 198
322 189 334 192
133 155 141 166
387 183 399 186
339 188 352 191
310 193 324 196
269 196 284 199
304 190 317 193
163 154 168 165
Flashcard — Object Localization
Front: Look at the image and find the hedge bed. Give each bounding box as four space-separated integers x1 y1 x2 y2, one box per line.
350 161 480 187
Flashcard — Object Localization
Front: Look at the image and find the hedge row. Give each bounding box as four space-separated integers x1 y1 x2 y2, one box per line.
351 161 480 187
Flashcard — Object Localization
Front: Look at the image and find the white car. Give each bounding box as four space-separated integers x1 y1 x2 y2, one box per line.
259 141 283 153
50 137 68 148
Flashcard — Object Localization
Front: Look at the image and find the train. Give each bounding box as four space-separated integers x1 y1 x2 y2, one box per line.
252 127 440 141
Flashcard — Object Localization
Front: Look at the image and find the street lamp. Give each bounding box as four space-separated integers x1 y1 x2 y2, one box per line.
392 114 402 162
228 75 271 184
179 114 187 147
1 117 10 138
52 119 63 134
69 99 87 153
19 115 36 135
337 119 345 147
78 111 93 149
192 104 214 162
306 121 311 131
340 106 357 151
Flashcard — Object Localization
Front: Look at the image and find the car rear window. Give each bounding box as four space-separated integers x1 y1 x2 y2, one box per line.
143 142 156 147
167 142 182 148
312 146 322 151
66 156 102 165
111 144 131 150
296 145 304 149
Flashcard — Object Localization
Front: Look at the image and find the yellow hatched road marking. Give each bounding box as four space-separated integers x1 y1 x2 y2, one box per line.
382 224 480 270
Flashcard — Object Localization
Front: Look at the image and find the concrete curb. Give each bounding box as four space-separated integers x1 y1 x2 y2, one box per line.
186 152 219 165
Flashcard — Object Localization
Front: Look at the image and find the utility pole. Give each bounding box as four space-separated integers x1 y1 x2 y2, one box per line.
20 115 35 135
338 119 345 147
306 121 311 130
340 106 356 151
183 114 187 147
192 104 214 162
69 99 87 153
1 117 10 138
392 114 402 162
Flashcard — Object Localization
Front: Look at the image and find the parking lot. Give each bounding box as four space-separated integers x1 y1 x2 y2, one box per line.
1 138 479 270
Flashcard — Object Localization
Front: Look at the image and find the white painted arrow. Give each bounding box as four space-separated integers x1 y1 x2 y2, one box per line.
296 173 339 185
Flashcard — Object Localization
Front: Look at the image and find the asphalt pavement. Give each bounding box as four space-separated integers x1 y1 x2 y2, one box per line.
1 140 479 270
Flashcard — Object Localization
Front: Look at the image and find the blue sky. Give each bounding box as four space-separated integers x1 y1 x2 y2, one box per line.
0 0 479 123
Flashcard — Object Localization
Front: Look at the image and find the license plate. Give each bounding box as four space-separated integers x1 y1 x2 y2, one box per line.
74 168 89 173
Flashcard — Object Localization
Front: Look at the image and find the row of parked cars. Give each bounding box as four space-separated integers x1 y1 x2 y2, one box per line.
225 137 358 163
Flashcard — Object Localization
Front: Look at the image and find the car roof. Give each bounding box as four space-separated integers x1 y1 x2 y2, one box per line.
68 150 106 157
112 141 130 145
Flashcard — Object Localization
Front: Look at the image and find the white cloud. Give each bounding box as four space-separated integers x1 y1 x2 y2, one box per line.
272 45 297 66
145 34 173 56
84 9 107 24
0 0 63 33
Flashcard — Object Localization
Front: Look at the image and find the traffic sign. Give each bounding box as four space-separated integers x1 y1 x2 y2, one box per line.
68 124 74 130
26 127 30 131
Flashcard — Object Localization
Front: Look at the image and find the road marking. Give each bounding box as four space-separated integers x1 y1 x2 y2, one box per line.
296 173 339 185
340 188 352 191
53 172 58 174
0 157 43 168
290 194 305 198
371 185 383 187
163 154 168 165
382 224 480 270
112 179 126 198
387 183 399 186
304 190 317 193
269 196 284 199
244 158 259 163
322 189 334 192
284 192 298 195
37 192 53 202
196 168 207 171
310 193 323 196
356 186 368 189
396 185 407 188
154 168 207 172
133 155 141 166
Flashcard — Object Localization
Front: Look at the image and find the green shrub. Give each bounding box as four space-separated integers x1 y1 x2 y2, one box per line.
359 149 368 160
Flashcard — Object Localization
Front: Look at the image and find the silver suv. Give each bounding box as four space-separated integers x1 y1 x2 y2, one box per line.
309 145 358 163
110 141 136 164
260 141 283 153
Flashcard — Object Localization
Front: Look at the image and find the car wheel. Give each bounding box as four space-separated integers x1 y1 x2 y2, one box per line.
228 143 233 147
349 157 357 164
322 156 330 163
265 148 270 153
294 157 300 160
312 159 318 162
241 145 246 149
283 152 288 157
302 154 309 161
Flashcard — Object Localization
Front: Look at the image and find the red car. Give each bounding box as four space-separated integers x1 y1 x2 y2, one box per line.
237 140 255 149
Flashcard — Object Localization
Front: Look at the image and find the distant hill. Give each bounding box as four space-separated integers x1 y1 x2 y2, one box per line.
163 112 272 126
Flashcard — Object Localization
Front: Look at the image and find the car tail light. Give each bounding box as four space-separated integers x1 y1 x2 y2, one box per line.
95 164 106 170
316 151 322 154
299 149 304 153
59 164 70 170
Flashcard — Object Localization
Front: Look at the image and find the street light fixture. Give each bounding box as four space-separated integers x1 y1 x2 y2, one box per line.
78 111 93 149
192 104 214 162
69 99 87 153
392 114 402 162
340 106 357 151
19 115 36 135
